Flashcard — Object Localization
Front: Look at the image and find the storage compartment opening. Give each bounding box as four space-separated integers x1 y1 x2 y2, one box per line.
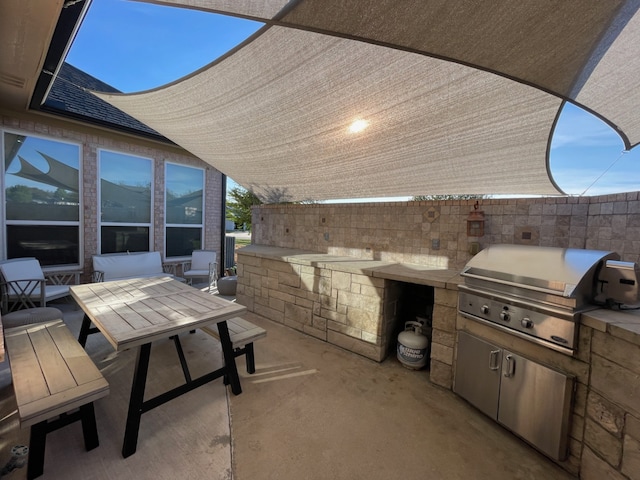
389 281 434 369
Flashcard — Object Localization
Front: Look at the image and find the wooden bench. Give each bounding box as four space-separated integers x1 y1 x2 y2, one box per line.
4 320 109 479
201 317 267 374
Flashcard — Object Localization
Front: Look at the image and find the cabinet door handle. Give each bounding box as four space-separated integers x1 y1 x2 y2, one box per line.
489 349 500 370
503 354 515 377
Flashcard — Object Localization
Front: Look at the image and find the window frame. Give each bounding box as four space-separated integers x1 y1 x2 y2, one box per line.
164 161 205 260
98 148 154 254
1 129 83 270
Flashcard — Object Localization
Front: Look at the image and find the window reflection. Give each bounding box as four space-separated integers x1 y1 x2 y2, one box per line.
165 163 204 258
3 132 80 266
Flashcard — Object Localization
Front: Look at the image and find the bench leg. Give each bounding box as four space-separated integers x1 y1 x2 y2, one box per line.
80 403 100 451
245 343 256 374
27 421 47 480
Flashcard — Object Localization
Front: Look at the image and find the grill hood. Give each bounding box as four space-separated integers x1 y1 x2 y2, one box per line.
461 244 619 310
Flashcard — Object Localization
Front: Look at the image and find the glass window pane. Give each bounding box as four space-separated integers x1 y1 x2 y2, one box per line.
4 133 80 221
165 164 203 225
100 151 151 223
101 226 150 253
6 225 79 266
166 227 202 257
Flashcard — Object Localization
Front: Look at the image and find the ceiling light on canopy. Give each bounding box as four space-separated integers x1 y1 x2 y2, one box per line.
92 0 640 202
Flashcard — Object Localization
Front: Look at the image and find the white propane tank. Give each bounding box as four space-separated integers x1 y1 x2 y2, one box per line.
397 320 429 370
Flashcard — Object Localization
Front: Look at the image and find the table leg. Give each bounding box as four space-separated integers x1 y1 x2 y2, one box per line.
217 320 242 395
122 343 151 458
78 314 92 347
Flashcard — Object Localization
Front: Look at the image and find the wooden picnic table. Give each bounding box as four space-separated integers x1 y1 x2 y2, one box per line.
70 276 246 458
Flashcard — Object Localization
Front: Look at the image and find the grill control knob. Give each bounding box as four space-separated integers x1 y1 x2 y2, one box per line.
521 318 533 329
499 311 510 322
480 305 490 315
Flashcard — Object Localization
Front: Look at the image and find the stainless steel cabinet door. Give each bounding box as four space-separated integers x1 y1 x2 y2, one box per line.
497 351 574 461
453 331 502 419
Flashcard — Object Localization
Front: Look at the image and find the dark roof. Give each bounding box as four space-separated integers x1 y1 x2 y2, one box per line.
42 62 169 142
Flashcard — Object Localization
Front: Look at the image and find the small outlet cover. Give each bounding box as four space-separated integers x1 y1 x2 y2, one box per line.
432 239 440 250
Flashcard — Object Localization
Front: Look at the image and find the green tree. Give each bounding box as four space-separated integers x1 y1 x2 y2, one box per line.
226 187 262 230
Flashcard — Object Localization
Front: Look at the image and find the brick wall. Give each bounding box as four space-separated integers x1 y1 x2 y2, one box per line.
1 111 223 279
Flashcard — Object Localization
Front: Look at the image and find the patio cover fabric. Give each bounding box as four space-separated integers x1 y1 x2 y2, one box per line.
92 0 640 202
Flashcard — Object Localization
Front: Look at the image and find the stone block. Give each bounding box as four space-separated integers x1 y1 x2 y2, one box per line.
429 359 452 389
268 297 285 313
278 271 301 288
592 331 640 376
346 308 379 334
430 342 453 365
432 329 455 348
580 446 626 480
303 324 327 341
254 303 284 323
337 290 381 314
269 288 296 305
361 330 382 345
591 354 640 418
586 391 625 437
571 413 585 442
295 296 314 309
327 330 386 362
432 305 456 332
574 382 588 417
584 417 622 467
622 435 640 480
434 287 458 307
321 308 346 324
318 276 332 296
360 284 383 299
331 271 352 290
284 302 312 326
300 272 320 292
627 414 640 441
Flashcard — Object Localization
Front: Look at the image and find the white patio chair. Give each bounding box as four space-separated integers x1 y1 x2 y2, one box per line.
182 250 218 293
0 258 72 313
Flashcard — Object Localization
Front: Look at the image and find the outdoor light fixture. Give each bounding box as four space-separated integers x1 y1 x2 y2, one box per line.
348 119 368 133
466 201 485 237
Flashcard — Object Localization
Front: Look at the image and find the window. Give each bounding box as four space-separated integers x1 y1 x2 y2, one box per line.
99 150 152 253
2 132 81 266
165 163 204 258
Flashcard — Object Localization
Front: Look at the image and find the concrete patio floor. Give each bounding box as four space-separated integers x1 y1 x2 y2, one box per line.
0 289 575 479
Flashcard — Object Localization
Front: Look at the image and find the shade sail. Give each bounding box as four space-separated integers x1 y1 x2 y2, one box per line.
92 0 640 202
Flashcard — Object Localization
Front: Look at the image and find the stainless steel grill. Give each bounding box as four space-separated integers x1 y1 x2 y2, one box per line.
454 244 640 461
457 244 621 355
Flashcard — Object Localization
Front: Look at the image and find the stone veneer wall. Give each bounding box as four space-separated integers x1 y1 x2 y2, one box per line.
236 252 402 361
578 311 640 480
251 193 640 268
243 195 640 479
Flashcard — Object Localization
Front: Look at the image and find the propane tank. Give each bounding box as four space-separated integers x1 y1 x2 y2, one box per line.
397 320 429 370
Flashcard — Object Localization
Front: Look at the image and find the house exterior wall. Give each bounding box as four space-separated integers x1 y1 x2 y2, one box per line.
1 110 224 281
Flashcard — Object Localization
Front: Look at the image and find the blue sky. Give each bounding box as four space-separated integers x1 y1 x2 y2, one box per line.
66 0 640 200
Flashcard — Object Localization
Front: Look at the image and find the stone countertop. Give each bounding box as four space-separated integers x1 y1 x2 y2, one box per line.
582 307 640 347
237 244 461 290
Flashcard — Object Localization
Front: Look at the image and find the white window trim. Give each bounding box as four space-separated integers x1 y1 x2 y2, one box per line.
164 161 205 260
1 128 83 269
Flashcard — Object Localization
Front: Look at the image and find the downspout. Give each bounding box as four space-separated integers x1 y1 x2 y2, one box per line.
220 174 227 280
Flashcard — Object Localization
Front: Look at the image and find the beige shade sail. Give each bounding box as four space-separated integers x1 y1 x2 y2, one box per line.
92 0 640 202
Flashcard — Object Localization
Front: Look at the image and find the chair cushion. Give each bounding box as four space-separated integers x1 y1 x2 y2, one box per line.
0 259 45 282
190 250 216 271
